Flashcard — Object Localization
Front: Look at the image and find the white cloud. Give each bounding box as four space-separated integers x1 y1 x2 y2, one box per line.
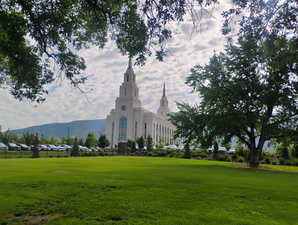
0 1 233 130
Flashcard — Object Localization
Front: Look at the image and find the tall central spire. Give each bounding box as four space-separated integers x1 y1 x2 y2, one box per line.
163 82 166 97
128 56 132 69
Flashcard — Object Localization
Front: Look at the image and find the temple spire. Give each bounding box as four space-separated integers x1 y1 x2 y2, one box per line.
163 82 166 97
128 56 132 69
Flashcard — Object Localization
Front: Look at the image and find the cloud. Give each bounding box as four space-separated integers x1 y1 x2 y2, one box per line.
0 1 234 130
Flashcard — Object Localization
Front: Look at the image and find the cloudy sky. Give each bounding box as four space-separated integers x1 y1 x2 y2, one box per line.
0 1 233 130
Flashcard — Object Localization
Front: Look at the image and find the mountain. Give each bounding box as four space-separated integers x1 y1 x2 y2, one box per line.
11 119 106 139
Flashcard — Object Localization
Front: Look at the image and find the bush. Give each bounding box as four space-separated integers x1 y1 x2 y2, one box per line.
279 159 285 165
217 153 230 162
237 156 245 163
192 150 208 159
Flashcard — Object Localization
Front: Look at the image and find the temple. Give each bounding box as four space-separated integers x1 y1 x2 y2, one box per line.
105 58 176 147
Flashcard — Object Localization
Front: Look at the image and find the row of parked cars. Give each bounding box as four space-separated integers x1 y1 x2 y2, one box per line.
0 142 106 152
0 143 30 151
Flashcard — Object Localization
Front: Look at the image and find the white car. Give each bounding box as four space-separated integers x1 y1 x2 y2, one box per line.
164 145 178 149
8 143 21 150
227 149 236 153
0 143 8 151
18 144 31 151
218 146 227 152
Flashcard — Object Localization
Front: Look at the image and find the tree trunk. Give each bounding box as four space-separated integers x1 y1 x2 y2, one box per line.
249 148 260 168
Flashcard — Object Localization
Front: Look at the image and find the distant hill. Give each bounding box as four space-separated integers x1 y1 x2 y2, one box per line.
12 119 106 139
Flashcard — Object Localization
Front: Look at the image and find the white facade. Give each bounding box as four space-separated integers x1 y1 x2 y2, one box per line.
106 58 176 147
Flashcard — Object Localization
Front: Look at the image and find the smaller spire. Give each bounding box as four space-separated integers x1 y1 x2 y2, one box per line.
163 82 166 97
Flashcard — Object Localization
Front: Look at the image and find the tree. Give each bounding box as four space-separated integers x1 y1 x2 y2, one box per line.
71 138 79 157
293 144 298 159
136 136 145 150
183 142 191 159
78 139 84 146
0 0 217 101
146 135 153 151
22 132 35 146
98 134 110 149
85 133 97 148
170 0 297 167
31 133 40 158
127 140 136 153
213 141 219 160
276 144 290 160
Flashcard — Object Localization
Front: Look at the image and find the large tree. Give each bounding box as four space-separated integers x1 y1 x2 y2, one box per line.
0 0 217 101
170 1 297 167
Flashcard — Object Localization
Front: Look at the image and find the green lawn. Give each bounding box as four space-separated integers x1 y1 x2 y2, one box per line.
1 157 298 225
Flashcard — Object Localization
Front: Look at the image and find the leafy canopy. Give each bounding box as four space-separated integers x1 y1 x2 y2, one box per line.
0 0 217 101
170 0 298 167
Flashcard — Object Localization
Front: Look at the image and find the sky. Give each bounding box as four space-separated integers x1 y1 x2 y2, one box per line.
0 1 234 130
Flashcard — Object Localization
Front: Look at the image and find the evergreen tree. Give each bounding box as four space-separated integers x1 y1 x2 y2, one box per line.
136 136 145 150
71 138 79 157
183 142 191 159
146 135 153 151
98 134 110 149
85 133 97 148
127 140 136 153
78 139 84 146
31 133 40 158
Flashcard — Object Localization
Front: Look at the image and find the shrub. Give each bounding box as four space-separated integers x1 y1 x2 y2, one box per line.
217 153 230 162
279 159 285 165
237 156 245 163
192 150 208 159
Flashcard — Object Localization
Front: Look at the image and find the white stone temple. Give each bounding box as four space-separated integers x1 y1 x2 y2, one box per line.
106 58 176 147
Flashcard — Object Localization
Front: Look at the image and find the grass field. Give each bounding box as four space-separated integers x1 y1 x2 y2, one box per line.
1 157 298 225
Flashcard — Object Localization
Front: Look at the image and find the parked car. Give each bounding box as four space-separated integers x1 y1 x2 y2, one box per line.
8 143 21 151
164 145 178 150
37 144 50 151
61 144 72 151
18 144 31 151
47 144 59 151
78 145 90 152
227 149 236 154
218 146 227 152
0 143 8 151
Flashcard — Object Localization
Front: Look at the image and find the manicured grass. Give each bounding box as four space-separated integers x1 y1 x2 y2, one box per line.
0 157 298 225
0 151 69 158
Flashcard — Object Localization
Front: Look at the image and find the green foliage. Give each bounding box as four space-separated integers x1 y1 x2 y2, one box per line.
0 0 217 101
183 143 191 159
170 0 298 167
118 142 128 155
276 145 290 160
127 140 136 153
31 133 40 158
71 138 79 157
136 136 145 150
191 149 208 159
97 134 110 149
85 133 97 148
146 135 153 151
293 144 298 158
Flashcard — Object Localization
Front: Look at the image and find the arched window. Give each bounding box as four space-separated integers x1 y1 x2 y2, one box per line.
119 117 127 141
127 74 129 82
